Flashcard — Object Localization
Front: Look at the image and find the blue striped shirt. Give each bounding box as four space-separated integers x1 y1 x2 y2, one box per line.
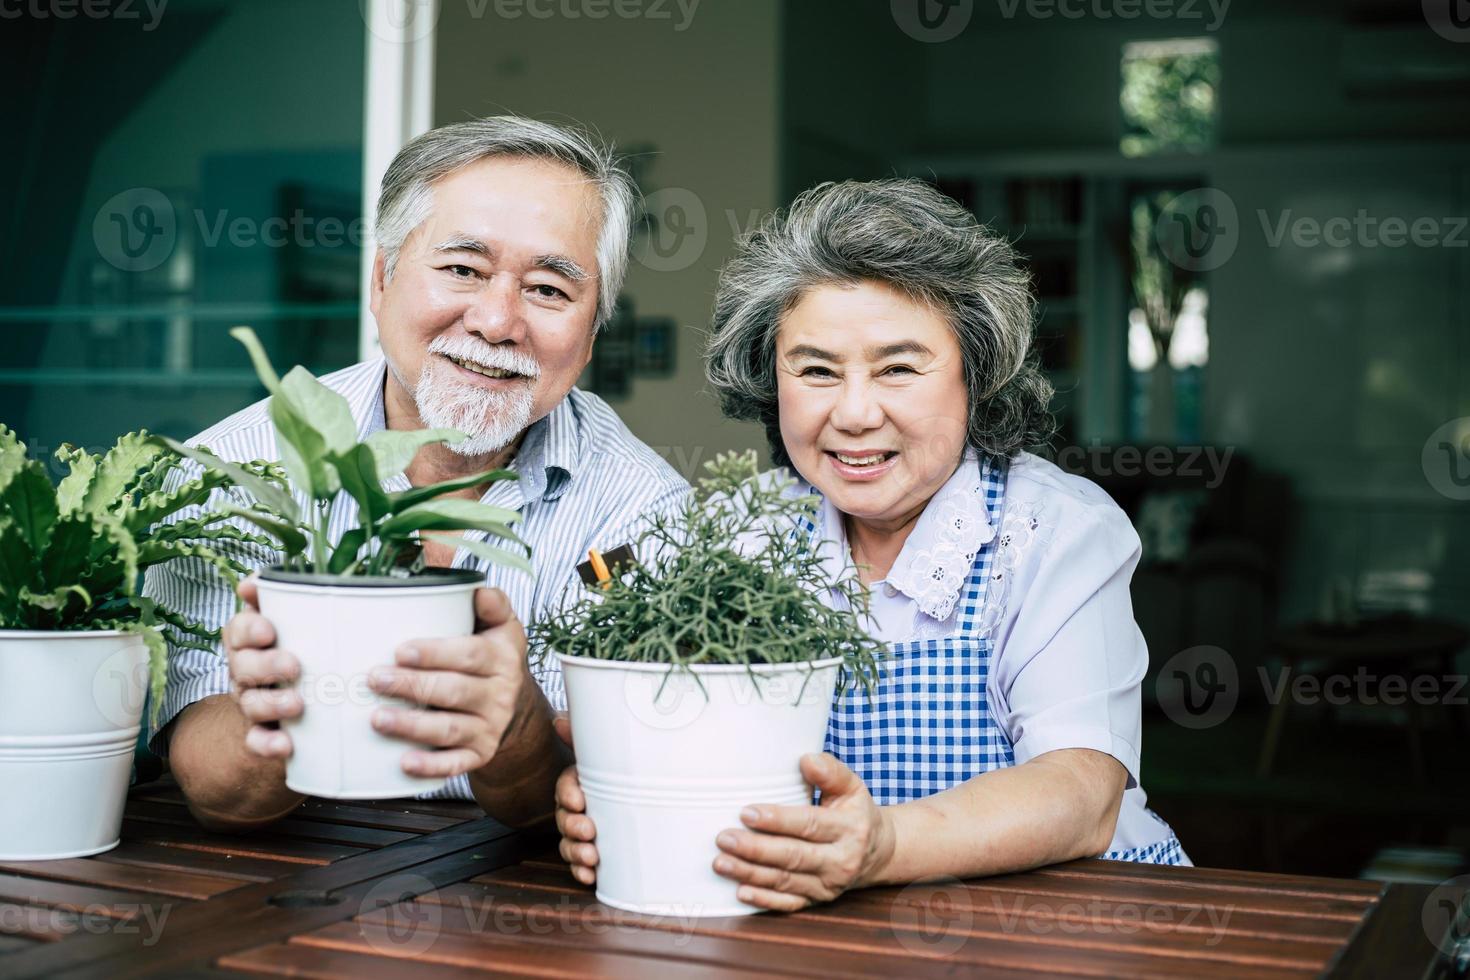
143 358 690 800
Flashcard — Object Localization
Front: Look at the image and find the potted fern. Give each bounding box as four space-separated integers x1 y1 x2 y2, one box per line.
167 327 531 800
533 452 883 917
0 426 270 859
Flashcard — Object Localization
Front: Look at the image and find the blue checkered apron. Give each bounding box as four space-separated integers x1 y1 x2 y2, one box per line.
803 456 1186 865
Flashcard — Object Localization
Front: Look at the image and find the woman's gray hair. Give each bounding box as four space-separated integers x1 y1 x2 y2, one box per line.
375 116 637 331
705 178 1055 468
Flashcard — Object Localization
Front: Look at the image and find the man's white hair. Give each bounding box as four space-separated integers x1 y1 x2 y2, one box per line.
375 115 638 332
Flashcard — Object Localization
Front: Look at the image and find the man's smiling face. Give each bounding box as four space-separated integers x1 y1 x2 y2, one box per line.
370 154 603 456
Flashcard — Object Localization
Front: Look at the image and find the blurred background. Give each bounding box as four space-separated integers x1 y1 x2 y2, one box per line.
2 0 1467 882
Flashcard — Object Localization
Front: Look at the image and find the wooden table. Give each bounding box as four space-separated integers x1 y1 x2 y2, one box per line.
0 777 1462 978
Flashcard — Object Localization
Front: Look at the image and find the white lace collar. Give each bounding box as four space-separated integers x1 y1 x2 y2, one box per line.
814 452 997 622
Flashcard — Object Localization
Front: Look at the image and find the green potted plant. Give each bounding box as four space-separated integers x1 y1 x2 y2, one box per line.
532 451 884 917
168 327 532 799
0 426 271 859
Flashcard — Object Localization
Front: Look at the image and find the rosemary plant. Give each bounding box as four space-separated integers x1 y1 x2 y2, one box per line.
532 451 884 696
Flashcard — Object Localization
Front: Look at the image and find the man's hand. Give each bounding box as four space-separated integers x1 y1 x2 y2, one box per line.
226 575 302 759
366 586 527 779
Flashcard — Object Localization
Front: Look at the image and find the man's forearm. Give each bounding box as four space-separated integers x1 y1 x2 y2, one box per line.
166 694 306 832
467 679 569 827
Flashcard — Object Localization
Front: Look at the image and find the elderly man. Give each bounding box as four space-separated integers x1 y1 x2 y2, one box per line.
146 116 688 832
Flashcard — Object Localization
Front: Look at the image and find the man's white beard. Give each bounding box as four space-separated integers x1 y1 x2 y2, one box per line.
414 337 540 457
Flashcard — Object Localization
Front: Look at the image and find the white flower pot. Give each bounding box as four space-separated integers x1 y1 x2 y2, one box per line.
256 568 482 800
0 629 148 860
558 653 841 917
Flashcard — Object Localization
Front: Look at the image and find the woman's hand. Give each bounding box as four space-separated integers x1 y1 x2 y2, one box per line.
713 753 895 912
552 715 600 885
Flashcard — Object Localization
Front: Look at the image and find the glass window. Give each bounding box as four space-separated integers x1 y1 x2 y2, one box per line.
1 1 365 462
1120 38 1220 158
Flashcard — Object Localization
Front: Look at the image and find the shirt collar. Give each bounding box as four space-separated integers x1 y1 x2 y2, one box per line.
814 449 998 622
360 357 583 506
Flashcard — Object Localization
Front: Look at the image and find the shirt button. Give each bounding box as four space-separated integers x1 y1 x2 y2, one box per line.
882 583 898 598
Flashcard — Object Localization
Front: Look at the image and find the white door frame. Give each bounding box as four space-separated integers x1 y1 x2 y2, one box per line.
358 0 438 361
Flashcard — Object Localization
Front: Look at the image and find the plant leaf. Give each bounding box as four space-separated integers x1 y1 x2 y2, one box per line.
230 326 343 500
269 396 339 501
326 444 390 525
0 461 58 554
125 469 230 534
431 532 532 575
386 468 519 513
0 518 37 618
377 498 525 540
83 432 163 517
156 438 300 521
40 513 97 591
282 366 357 454
328 527 368 575
55 445 98 515
230 325 283 394
0 424 29 492
19 583 91 616
218 504 309 558
137 538 247 586
80 518 139 607
364 428 467 482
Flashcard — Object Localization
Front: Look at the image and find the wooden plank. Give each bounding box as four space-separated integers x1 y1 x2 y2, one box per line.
297 917 837 980
96 841 309 883
1036 859 1385 901
0 858 245 902
119 817 369 864
0 934 43 953
434 878 1326 979
130 783 477 833
0 904 87 943
291 800 467 834
352 896 1041 979
1326 881 1459 978
124 801 417 849
796 885 1357 947
0 819 539 979
0 873 166 919
221 941 530 978
346 798 487 820
482 860 1374 927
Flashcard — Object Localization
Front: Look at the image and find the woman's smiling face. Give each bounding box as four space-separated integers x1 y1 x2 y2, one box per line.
776 280 971 528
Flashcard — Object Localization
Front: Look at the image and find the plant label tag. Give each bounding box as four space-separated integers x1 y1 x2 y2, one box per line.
576 544 637 587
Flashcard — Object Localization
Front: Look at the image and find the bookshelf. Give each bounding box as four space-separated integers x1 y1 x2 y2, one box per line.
929 172 1107 448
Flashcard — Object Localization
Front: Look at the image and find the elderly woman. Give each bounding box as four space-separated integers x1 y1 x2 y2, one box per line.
554 178 1188 911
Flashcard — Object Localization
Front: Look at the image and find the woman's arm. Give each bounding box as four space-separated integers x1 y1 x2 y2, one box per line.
709 746 1126 911
870 746 1126 884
